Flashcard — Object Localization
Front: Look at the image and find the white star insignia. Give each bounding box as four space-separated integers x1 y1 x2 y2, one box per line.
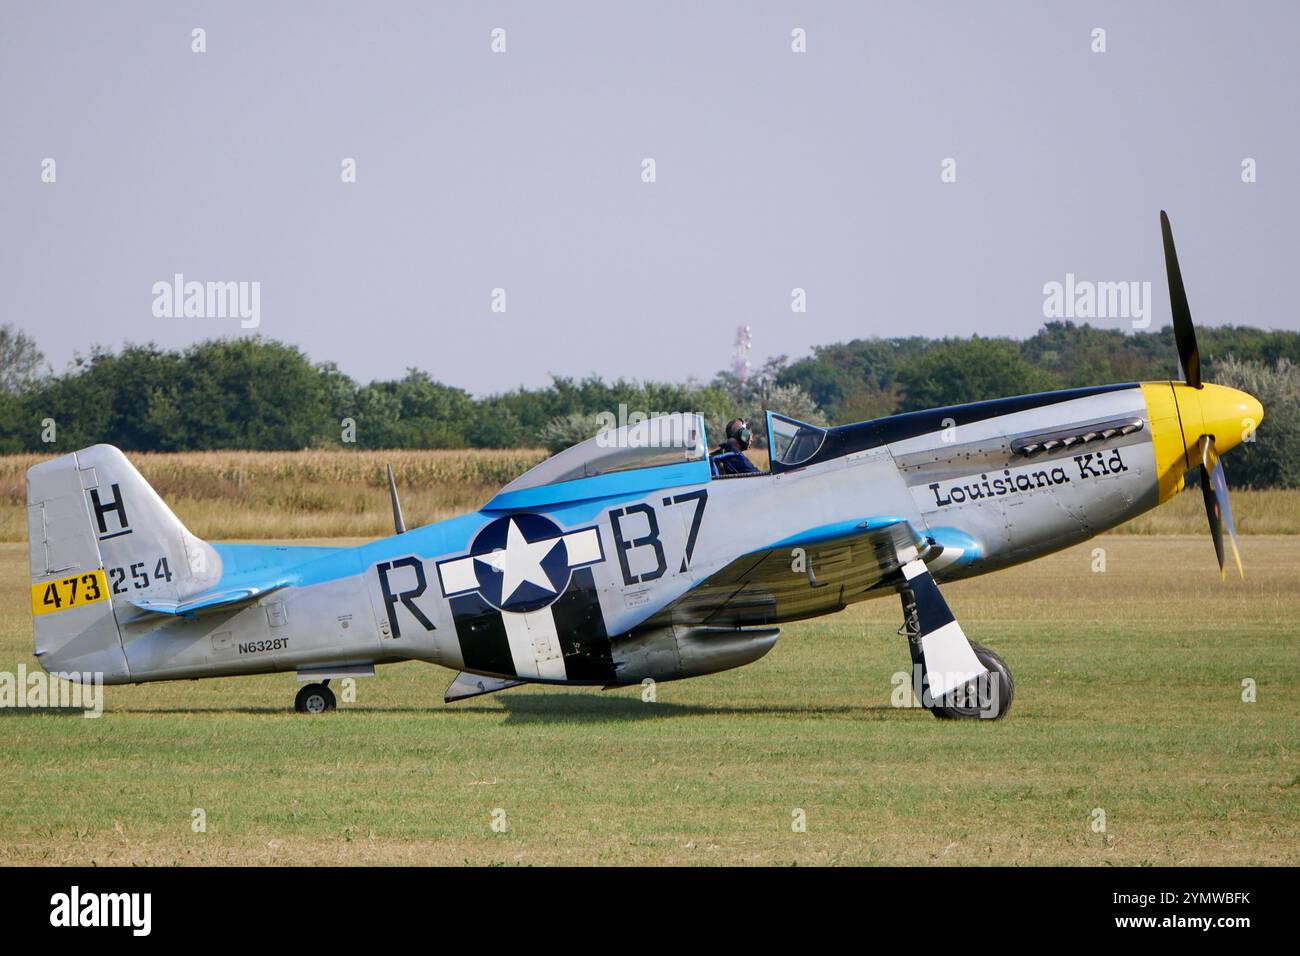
475 518 560 604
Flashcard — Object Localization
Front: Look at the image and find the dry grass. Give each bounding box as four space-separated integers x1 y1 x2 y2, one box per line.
1118 484 1300 534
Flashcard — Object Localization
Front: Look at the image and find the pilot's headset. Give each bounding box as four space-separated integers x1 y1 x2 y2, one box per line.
726 418 753 451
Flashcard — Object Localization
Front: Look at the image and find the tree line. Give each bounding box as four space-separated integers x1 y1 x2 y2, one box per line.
1 322 1296 486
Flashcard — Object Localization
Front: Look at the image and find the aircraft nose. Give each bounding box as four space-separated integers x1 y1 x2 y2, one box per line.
1176 383 1264 456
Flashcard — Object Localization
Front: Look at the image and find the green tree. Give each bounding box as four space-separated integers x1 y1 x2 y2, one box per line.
352 370 474 448
19 346 121 450
466 396 524 448
779 337 929 417
352 383 402 447
0 324 46 394
12 340 340 451
895 337 1060 411
316 361 360 444
165 339 335 449
538 412 607 452
831 385 901 424
1020 321 1178 386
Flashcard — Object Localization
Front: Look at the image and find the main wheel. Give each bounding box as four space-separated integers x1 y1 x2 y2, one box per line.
294 682 336 714
929 642 1014 720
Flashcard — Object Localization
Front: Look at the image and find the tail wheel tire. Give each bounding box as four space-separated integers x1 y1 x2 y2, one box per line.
929 642 1014 720
295 683 336 714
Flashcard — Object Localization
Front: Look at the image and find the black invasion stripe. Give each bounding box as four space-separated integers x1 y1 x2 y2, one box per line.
550 568 615 682
797 383 1139 470
451 593 516 677
907 568 957 635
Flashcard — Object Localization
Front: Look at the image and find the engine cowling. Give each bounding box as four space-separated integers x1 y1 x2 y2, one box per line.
610 625 780 683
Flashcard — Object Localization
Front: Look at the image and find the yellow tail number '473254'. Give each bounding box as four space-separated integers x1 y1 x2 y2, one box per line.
31 570 110 616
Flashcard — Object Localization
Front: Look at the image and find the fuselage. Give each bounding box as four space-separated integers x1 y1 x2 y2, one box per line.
47 379 1262 689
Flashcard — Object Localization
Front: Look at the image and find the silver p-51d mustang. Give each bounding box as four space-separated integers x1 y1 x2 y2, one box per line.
27 214 1262 718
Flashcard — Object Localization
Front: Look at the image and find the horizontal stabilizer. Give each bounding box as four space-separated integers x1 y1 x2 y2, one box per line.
444 671 526 703
130 583 287 616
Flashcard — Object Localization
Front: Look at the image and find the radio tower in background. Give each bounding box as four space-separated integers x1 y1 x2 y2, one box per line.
731 324 753 384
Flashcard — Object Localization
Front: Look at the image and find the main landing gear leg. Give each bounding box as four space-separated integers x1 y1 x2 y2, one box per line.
899 559 1014 720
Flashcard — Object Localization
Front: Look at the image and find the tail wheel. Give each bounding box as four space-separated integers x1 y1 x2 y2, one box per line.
929 642 1014 720
295 682 336 714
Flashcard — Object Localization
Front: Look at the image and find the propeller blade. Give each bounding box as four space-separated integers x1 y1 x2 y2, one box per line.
1197 438 1224 575
1209 449 1244 580
386 463 407 534
1160 210 1201 389
1198 436 1244 579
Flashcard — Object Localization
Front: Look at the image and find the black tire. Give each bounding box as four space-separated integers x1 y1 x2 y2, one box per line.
929 642 1014 720
294 683 336 714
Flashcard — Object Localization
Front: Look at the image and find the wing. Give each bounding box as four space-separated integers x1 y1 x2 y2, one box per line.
649 516 929 628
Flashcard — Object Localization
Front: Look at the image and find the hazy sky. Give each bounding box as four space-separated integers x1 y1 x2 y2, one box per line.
3 1 1297 394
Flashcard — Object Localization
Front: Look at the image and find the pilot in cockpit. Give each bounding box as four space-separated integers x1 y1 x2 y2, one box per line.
709 418 760 476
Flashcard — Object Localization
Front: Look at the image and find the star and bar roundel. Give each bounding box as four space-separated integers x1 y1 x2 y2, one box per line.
435 514 615 683
437 514 605 614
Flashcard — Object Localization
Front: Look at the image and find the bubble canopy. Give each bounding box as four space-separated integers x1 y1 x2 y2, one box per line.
484 413 710 510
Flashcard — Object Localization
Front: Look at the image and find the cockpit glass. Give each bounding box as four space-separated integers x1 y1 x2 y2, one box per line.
769 414 826 467
499 413 707 493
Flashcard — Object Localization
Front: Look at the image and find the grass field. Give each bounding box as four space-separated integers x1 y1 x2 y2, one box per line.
1 535 1296 866
2 450 1298 540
